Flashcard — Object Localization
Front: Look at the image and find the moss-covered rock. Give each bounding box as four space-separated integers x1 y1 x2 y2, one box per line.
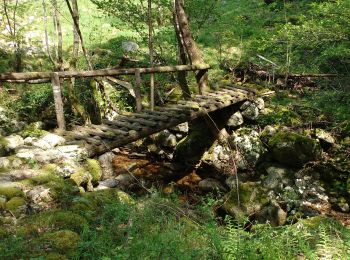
0 186 24 199
20 210 87 236
221 182 269 221
0 136 9 157
268 131 321 167
5 196 26 210
86 159 102 182
40 230 80 255
70 168 94 191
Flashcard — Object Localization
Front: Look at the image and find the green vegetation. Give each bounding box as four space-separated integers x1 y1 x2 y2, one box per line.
0 0 349 259
1 190 350 259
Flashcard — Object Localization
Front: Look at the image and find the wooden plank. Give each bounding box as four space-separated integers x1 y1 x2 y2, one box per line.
118 115 158 127
51 72 66 130
102 119 144 131
0 64 211 81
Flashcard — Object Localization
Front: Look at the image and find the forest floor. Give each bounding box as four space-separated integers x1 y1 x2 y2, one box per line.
1 80 350 259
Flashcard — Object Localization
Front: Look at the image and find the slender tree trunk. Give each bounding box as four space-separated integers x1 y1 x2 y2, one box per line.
3 0 22 72
67 0 89 123
174 0 209 94
148 0 155 110
173 9 191 99
42 0 55 66
52 0 63 70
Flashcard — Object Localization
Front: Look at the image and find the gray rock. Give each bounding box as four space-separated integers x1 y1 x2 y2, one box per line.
229 128 267 169
33 133 65 149
95 179 119 190
0 157 10 169
255 97 265 110
155 130 177 148
122 41 139 52
4 135 24 150
9 169 42 181
262 164 294 191
98 152 116 180
227 111 244 127
315 128 335 148
240 101 259 120
26 186 52 204
255 201 287 226
171 123 189 134
198 178 227 192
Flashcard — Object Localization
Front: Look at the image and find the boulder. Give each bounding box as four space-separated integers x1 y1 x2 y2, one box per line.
4 135 24 150
229 128 267 169
155 130 177 148
26 186 52 205
240 101 259 120
199 139 232 176
98 152 116 180
315 128 335 150
95 179 119 190
261 163 294 191
268 131 322 167
171 122 189 134
0 157 10 169
255 201 287 226
221 182 269 221
32 133 65 149
227 111 244 127
198 178 227 192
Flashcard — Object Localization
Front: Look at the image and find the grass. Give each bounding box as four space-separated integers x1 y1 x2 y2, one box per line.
1 189 350 259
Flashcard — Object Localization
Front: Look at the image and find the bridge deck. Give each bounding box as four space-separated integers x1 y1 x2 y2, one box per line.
61 86 254 157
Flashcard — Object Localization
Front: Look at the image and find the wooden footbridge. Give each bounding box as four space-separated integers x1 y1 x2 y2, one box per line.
0 64 255 157
62 86 253 157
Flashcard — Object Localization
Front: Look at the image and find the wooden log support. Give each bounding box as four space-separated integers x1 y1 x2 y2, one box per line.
134 69 142 112
51 72 66 130
0 64 211 82
195 69 208 94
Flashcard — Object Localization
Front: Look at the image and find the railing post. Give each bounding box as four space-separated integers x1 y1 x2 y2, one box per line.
195 69 208 95
134 69 142 112
51 72 66 130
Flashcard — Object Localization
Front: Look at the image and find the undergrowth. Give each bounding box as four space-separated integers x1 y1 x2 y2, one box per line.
1 191 350 259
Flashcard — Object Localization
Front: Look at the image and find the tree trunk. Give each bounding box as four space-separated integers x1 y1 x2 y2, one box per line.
174 0 209 94
67 0 89 123
52 0 63 70
173 10 191 99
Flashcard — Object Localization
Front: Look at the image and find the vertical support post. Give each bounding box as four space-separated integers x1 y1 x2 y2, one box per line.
196 69 208 95
134 69 142 112
51 72 66 130
148 0 155 110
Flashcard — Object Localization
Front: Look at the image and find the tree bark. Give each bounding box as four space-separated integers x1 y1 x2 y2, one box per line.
174 0 209 94
173 9 191 99
52 0 63 70
51 72 66 130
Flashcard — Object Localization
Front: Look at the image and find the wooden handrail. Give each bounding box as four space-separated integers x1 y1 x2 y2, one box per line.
0 64 211 82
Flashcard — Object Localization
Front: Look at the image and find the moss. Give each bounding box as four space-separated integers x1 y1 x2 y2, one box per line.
268 131 321 167
19 123 48 138
82 189 134 208
20 210 87 236
40 230 80 254
5 197 26 210
86 159 102 182
222 182 268 221
44 253 68 260
70 169 94 191
0 186 24 199
0 136 9 157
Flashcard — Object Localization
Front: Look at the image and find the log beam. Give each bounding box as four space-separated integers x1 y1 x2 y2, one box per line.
0 64 211 82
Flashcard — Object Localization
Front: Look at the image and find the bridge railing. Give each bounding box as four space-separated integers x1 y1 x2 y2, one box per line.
0 64 211 130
